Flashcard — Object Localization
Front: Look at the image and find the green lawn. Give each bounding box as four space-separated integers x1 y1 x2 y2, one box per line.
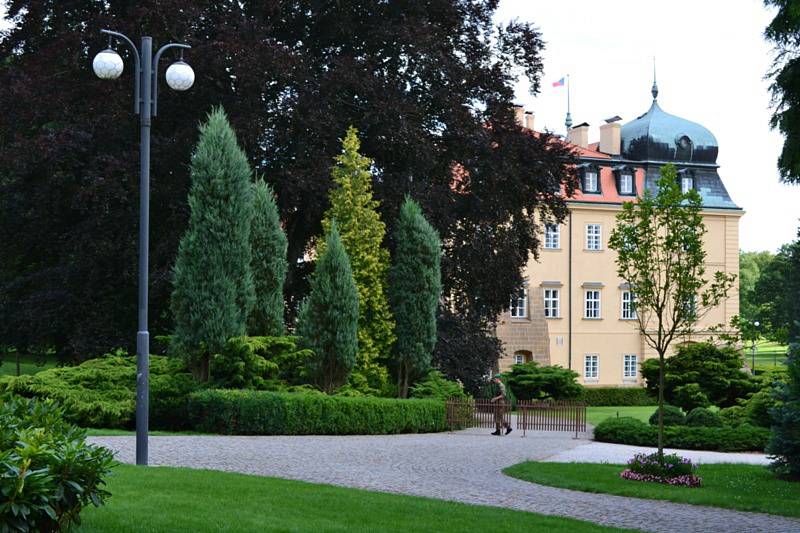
586 406 655 426
0 352 57 376
78 464 628 532
749 340 788 367
504 462 800 518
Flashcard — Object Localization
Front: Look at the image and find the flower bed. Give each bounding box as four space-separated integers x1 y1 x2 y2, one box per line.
620 452 702 487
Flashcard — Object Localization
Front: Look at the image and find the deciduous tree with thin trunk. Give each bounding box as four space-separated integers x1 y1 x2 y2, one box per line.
389 197 442 397
249 179 288 336
171 108 255 380
297 223 359 393
608 163 736 462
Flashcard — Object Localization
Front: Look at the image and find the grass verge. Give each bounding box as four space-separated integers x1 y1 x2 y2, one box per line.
504 462 800 518
78 464 628 532
586 406 654 426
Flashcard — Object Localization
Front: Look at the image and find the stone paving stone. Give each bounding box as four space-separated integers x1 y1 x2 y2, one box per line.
90 431 800 533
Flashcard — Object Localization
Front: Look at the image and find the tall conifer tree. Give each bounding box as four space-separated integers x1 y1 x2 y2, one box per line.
320 127 394 382
171 108 255 379
389 198 442 397
297 223 359 393
249 179 288 336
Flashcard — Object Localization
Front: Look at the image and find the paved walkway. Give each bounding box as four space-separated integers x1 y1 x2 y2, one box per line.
547 441 771 465
90 430 800 533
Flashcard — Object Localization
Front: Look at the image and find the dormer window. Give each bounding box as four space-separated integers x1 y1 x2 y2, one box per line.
584 171 598 192
619 173 633 194
681 176 693 194
613 165 636 196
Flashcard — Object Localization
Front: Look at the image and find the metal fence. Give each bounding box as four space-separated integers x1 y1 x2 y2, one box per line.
445 398 586 438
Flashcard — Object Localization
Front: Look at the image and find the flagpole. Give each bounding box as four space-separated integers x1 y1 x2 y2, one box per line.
565 73 572 132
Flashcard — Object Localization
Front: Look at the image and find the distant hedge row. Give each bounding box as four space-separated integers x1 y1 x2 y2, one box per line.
579 387 657 406
188 389 446 435
594 416 769 452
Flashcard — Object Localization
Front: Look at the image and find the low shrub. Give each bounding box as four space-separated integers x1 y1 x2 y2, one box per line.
209 336 315 390
672 383 711 412
620 452 701 487
410 370 468 401
594 416 769 452
718 405 748 427
741 388 777 428
187 390 446 435
0 354 197 430
505 362 582 401
579 387 657 406
685 407 723 428
648 405 686 426
0 396 114 530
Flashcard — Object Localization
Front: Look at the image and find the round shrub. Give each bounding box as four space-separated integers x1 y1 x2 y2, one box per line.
649 405 685 426
718 405 748 427
505 361 582 401
685 407 723 427
672 383 711 412
742 388 777 428
594 416 656 446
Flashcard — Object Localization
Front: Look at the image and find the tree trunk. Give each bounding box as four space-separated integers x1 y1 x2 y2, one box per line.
657 351 665 464
15 351 20 377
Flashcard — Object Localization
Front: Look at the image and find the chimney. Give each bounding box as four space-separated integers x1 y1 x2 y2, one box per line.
567 122 589 149
524 111 535 130
514 104 525 127
599 116 622 155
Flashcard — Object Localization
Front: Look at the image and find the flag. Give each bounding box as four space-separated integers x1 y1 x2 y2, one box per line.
552 77 565 88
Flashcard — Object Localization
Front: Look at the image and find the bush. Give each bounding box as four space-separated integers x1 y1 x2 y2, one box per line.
621 452 701 487
594 416 769 452
649 405 686 426
187 390 446 435
641 342 758 408
579 387 656 406
672 383 711 412
685 407 723 427
767 342 800 479
0 354 197 430
718 405 748 427
209 336 315 390
742 388 777 428
410 370 468 401
505 362 582 401
0 396 114 530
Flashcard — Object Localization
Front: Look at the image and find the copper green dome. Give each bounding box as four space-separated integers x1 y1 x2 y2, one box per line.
620 99 718 164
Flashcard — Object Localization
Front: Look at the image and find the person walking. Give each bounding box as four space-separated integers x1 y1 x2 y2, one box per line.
490 375 512 436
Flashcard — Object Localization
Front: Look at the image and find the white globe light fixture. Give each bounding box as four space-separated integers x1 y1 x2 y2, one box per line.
93 48 124 79
165 61 194 91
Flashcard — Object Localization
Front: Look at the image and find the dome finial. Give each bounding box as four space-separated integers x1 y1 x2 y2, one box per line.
651 56 658 100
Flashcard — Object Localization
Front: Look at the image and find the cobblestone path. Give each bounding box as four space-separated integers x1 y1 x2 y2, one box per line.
90 430 800 533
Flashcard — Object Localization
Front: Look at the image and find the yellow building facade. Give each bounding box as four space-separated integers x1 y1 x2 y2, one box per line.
496 88 742 386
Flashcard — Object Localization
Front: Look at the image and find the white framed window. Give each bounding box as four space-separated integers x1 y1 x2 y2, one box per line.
586 224 602 250
544 289 560 318
514 354 524 365
623 354 638 379
584 354 599 379
544 223 560 249
584 290 601 319
510 288 527 318
620 173 633 194
681 176 693 194
584 171 599 193
621 290 636 320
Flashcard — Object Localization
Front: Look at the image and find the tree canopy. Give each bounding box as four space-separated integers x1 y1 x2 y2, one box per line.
0 1 575 360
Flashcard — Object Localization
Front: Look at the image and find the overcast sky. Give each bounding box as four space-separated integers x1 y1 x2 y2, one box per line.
497 0 797 253
1 2 795 252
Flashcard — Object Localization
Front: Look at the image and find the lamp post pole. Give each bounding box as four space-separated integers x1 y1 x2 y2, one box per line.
93 30 194 466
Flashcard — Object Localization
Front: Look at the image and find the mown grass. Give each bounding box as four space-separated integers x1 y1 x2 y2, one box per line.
78 464 629 532
585 406 654 427
0 353 57 376
504 462 800 518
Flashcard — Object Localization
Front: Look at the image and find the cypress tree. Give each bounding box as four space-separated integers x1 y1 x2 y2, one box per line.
389 197 442 397
767 343 800 479
297 223 359 393
320 126 394 383
248 179 288 336
171 107 255 380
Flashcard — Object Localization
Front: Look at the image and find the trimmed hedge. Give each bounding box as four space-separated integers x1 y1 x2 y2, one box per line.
579 387 656 406
188 389 446 435
594 416 769 452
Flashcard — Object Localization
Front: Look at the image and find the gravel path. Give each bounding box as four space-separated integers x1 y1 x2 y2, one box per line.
546 441 772 465
90 430 800 533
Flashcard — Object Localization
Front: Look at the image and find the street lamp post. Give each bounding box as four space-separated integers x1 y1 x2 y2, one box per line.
93 30 194 466
751 320 760 373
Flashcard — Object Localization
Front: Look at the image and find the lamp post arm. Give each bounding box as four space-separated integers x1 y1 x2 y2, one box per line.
101 29 141 114
152 43 192 117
